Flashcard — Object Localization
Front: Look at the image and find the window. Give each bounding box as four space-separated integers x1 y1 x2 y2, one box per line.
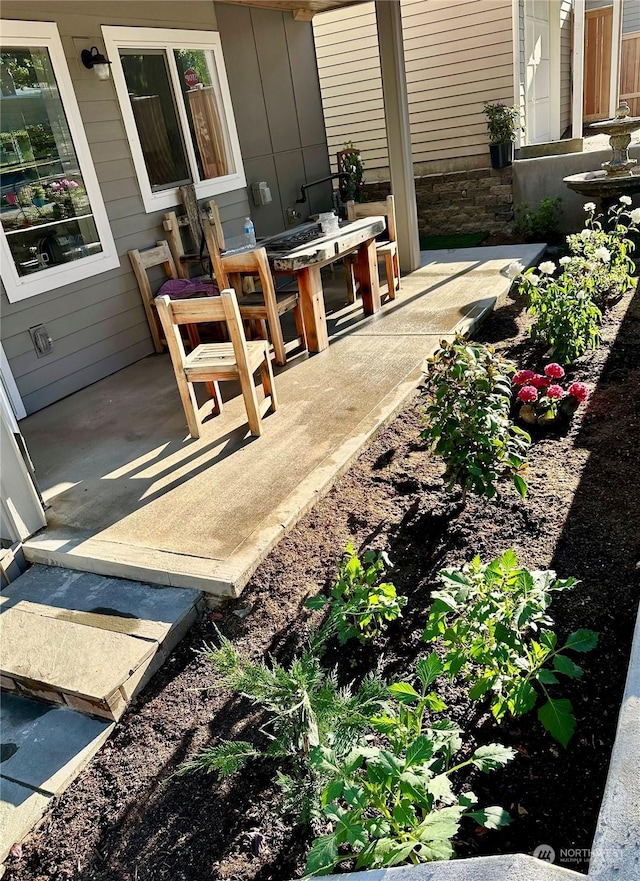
103 27 245 213
0 21 118 303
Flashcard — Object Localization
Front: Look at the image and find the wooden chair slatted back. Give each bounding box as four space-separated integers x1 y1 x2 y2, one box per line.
346 195 396 243
155 289 251 380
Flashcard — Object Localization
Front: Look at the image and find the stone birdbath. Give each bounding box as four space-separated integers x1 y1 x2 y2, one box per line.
564 101 640 213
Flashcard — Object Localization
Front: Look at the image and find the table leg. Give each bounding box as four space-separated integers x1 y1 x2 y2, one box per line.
355 237 381 315
297 264 328 353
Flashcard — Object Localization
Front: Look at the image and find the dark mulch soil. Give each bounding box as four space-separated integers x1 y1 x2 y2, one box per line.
7 285 640 881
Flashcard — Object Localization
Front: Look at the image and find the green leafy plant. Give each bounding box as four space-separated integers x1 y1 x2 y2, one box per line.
515 196 563 243
518 263 602 364
423 550 598 746
421 336 530 503
564 197 638 309
338 140 365 202
305 658 514 875
483 102 520 144
306 543 407 645
179 634 387 816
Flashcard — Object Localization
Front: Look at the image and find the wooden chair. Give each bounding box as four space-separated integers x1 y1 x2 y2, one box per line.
163 210 306 366
155 289 277 439
129 241 201 354
344 195 400 302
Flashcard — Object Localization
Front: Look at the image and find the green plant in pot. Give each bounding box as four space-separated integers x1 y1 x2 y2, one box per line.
483 102 520 169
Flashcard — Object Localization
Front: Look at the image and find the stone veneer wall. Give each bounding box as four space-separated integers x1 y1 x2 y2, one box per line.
362 166 514 237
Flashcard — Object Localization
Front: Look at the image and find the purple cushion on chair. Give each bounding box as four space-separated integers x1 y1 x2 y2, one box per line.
157 278 220 299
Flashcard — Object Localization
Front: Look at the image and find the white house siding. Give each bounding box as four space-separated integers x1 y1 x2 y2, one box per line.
313 0 515 181
623 0 640 33
1 1 330 415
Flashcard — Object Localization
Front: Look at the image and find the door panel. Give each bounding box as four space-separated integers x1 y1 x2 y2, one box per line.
584 6 613 122
525 0 552 144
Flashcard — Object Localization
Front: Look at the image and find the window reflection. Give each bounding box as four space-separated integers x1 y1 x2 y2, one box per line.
0 47 103 277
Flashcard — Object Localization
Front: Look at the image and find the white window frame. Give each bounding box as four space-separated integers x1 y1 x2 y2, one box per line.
102 26 246 214
0 20 119 304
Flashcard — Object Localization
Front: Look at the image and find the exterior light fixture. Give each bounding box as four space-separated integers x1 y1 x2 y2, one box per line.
81 46 112 80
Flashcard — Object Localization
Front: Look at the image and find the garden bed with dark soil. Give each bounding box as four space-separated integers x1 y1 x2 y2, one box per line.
7 285 640 881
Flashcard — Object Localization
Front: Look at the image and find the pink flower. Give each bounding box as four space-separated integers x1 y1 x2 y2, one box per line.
66 180 79 189
49 182 60 191
568 382 589 402
547 384 564 400
513 369 535 386
544 363 565 379
518 385 538 403
530 374 551 390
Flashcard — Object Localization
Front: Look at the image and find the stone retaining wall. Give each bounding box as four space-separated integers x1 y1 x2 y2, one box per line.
362 166 514 237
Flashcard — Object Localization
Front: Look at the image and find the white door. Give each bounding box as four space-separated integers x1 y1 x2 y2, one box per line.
0 350 46 542
524 0 559 144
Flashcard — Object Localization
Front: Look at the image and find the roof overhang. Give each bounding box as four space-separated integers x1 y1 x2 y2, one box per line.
217 0 368 21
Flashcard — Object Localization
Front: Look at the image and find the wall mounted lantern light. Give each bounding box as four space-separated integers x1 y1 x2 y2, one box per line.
81 46 112 80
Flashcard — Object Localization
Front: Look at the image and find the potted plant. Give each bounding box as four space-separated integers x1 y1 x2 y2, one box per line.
483 101 520 169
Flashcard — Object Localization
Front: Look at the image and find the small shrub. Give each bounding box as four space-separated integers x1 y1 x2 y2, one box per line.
515 196 562 243
518 263 602 364
564 197 638 309
421 336 530 503
483 101 520 143
306 542 407 645
305 657 514 875
422 550 598 746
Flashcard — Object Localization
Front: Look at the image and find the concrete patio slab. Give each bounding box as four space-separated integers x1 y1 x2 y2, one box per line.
0 779 51 864
22 246 545 597
0 693 113 797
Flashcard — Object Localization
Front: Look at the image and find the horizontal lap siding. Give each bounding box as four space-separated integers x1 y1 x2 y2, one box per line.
0 0 252 415
313 0 514 181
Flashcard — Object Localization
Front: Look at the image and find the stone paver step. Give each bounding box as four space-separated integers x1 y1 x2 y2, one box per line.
0 565 203 719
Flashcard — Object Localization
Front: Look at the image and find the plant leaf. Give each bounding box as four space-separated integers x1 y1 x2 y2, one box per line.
389 682 421 704
468 806 512 830
304 833 339 876
416 653 444 689
564 629 599 653
405 734 434 768
553 654 584 680
471 743 516 772
304 595 327 611
538 698 576 747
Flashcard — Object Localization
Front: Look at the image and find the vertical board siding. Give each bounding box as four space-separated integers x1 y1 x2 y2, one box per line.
216 3 333 237
313 0 515 181
1 1 330 414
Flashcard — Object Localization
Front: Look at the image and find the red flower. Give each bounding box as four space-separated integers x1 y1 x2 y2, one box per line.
547 384 565 400
568 381 589 402
530 374 551 389
518 385 538 403
544 363 565 379
513 369 535 386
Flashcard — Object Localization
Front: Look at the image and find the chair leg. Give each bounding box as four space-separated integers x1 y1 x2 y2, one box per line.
260 352 278 413
344 255 358 304
293 302 307 351
266 306 287 367
384 251 396 300
206 381 223 415
393 251 401 293
175 373 201 438
187 323 201 348
237 362 263 436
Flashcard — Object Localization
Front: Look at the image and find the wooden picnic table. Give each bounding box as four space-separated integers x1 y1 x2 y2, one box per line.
262 216 386 353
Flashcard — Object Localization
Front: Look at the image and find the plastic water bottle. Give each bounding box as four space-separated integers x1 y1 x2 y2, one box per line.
244 217 256 247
